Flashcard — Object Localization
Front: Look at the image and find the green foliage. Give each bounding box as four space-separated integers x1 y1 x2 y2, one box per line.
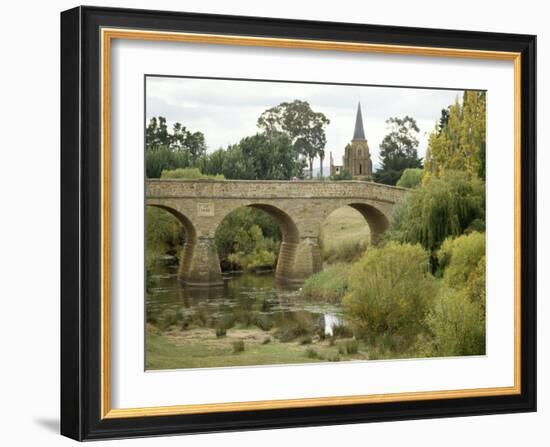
343 242 437 346
146 116 206 161
422 231 486 357
424 288 485 356
424 91 486 181
145 207 185 261
386 171 485 252
215 326 227 338
338 340 359 355
274 312 317 342
302 264 350 303
146 147 192 178
221 133 303 180
438 232 485 287
161 167 224 180
257 100 330 178
321 239 367 264
374 116 423 185
215 207 281 270
396 168 423 188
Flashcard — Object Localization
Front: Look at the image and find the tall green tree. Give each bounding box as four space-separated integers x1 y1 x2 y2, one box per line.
424 91 486 181
146 116 207 163
257 100 330 178
221 133 302 180
374 116 422 185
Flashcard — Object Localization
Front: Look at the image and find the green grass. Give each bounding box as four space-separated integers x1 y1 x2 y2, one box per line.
302 264 350 303
321 206 369 263
145 325 369 370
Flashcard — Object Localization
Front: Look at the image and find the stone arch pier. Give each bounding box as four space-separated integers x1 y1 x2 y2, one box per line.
146 179 407 286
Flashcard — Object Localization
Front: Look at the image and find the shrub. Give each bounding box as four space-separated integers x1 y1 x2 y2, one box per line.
425 288 486 357
215 326 227 338
305 347 321 359
302 264 350 303
232 340 245 353
275 312 316 342
396 168 423 188
261 337 271 345
343 340 359 355
299 336 312 345
343 242 437 347
438 232 485 288
255 314 274 331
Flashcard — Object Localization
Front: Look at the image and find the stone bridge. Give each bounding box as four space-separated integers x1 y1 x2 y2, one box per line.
146 180 408 286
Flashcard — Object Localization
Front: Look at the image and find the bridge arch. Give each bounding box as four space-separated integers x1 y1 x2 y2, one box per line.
347 202 390 245
146 203 199 284
213 203 301 284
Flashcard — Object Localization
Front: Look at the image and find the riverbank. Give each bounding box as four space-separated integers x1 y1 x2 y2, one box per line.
146 324 370 370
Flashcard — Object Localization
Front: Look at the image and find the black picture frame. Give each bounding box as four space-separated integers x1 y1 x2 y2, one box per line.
61 5 536 441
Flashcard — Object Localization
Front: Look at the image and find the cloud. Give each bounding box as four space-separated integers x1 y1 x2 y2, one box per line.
146 76 462 166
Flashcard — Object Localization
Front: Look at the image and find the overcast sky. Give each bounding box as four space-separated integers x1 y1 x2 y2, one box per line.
146 76 464 169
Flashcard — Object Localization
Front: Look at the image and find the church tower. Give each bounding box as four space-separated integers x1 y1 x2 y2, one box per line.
342 102 372 178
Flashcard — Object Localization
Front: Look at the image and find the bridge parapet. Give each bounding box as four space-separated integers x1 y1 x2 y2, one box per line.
146 179 407 203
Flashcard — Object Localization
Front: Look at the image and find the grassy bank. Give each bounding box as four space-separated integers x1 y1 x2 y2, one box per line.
302 264 350 303
146 324 371 370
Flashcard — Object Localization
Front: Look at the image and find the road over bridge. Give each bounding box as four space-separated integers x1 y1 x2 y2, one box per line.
146 179 408 286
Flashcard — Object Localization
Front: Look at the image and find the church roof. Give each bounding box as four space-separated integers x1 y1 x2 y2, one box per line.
353 102 366 140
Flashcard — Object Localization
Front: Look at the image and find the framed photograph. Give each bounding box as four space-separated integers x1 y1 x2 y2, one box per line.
60 6 536 441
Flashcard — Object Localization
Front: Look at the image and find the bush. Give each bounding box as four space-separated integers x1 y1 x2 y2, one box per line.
232 340 245 353
161 167 224 180
343 242 437 346
215 326 227 338
343 339 359 355
425 288 485 357
305 347 321 359
255 314 274 331
275 312 316 342
438 232 485 288
396 168 423 188
302 264 350 303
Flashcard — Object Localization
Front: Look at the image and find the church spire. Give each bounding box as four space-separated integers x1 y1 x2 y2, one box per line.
353 101 366 141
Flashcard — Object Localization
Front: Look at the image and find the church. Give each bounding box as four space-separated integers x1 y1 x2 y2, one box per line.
329 102 373 179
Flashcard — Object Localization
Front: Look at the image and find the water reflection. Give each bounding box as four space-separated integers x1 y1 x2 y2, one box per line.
146 264 345 336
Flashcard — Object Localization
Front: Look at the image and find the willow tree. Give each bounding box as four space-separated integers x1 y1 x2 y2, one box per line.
386 170 485 254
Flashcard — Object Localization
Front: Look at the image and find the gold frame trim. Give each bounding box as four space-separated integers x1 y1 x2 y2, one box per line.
100 28 522 419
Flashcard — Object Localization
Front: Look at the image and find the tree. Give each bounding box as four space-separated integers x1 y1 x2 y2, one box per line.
146 116 170 151
145 116 207 163
374 116 422 185
396 168 423 188
222 133 302 180
257 100 330 178
424 91 486 181
386 170 485 254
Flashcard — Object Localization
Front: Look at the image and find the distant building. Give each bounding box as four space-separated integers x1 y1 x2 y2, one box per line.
330 102 373 179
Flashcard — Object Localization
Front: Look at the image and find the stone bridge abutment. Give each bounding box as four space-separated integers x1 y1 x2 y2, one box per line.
146 180 407 287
